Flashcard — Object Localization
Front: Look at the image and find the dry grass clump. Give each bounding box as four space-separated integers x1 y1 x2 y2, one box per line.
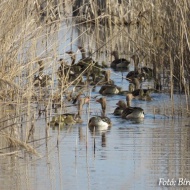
0 131 40 156
0 0 65 155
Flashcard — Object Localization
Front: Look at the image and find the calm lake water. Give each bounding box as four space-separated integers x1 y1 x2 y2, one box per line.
0 23 190 190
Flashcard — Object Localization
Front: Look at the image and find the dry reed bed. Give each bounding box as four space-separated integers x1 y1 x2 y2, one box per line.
73 0 190 108
0 0 63 155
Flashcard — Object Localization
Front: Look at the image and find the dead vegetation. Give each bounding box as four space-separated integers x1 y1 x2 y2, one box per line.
50 0 190 112
73 0 190 107
0 0 189 155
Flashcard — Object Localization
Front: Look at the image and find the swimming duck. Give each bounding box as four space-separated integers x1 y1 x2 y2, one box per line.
99 84 122 95
63 96 90 124
88 97 111 130
49 115 65 127
118 83 135 96
127 54 150 81
129 78 154 99
121 106 144 119
132 88 153 101
121 94 144 119
138 90 152 101
63 115 77 125
126 67 153 81
110 51 130 68
126 68 148 81
126 70 141 81
49 114 78 126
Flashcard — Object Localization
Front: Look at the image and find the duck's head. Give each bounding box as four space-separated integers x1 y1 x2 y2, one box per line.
116 100 127 109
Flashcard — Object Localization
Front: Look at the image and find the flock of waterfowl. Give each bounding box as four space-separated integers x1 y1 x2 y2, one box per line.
34 46 157 132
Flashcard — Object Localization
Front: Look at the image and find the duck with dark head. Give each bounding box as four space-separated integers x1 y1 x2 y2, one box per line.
111 50 130 69
130 78 154 100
